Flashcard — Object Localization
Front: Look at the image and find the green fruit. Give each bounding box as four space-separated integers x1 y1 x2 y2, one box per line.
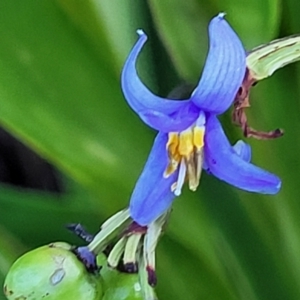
102 272 144 300
3 242 103 300
96 254 118 292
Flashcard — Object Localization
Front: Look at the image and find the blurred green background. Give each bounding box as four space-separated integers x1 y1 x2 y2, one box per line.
0 0 299 299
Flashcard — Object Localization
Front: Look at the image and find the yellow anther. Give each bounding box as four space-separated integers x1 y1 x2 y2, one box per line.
178 130 194 156
164 158 179 178
166 132 179 156
193 127 205 150
164 124 205 192
164 133 181 178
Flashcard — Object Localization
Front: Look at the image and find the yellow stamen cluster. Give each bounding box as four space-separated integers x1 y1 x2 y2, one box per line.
164 126 205 192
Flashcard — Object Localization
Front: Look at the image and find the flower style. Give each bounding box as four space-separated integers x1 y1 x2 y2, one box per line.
122 13 281 226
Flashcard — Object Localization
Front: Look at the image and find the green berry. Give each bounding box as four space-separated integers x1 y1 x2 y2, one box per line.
102 271 144 300
96 254 118 292
3 242 103 300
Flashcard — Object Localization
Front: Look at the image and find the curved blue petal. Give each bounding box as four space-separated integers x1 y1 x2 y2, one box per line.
129 132 177 225
140 102 199 133
203 140 251 172
233 140 251 162
191 13 246 114
122 30 193 131
204 115 281 194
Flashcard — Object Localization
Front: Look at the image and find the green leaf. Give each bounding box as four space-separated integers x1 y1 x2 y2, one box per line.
0 226 26 278
284 0 300 33
56 0 149 74
212 0 281 47
0 181 106 247
148 0 211 80
0 0 154 214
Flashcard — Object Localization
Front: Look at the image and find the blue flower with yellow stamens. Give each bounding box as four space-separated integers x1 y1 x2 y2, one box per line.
122 13 281 226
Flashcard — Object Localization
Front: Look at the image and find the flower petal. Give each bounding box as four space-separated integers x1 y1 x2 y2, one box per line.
204 115 281 194
121 30 194 131
233 140 251 162
191 13 246 114
203 140 251 171
129 132 177 225
140 102 199 133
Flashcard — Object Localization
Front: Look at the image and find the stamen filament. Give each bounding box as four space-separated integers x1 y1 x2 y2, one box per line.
164 132 180 178
186 153 197 191
174 159 186 196
195 148 204 186
123 233 143 272
107 236 127 268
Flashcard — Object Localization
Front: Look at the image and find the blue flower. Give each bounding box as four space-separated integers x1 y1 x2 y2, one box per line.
121 13 281 226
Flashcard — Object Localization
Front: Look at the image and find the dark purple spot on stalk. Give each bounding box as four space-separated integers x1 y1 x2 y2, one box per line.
146 266 157 287
73 246 99 273
124 262 138 273
116 261 126 272
212 159 216 165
